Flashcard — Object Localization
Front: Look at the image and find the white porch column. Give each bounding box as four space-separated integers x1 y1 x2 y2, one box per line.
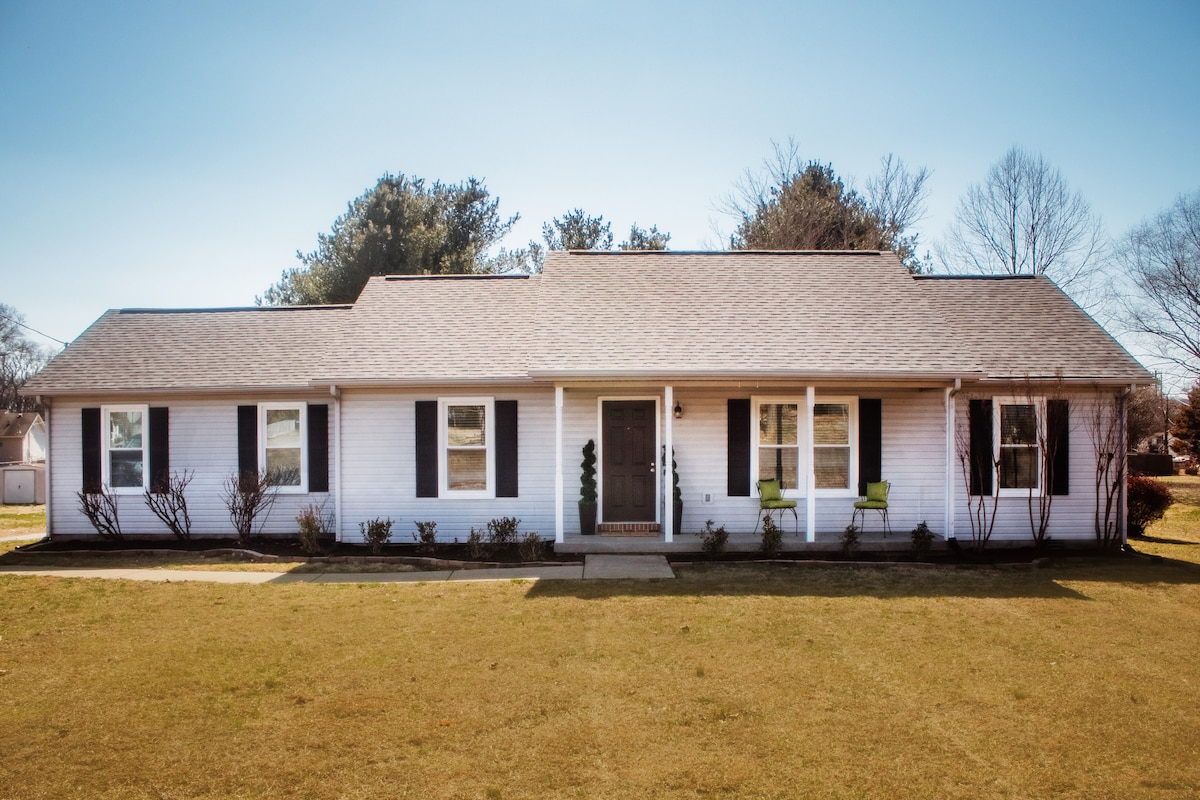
331 385 343 542
805 385 816 542
664 385 674 543
555 385 564 544
944 385 956 541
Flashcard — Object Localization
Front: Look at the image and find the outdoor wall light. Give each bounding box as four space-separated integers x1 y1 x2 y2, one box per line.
674 402 683 419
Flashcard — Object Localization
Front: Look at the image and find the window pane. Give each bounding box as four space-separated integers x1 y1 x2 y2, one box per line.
447 405 486 447
266 448 302 486
110 450 143 488
1001 404 1037 445
814 447 850 489
758 447 799 490
759 404 798 446
109 411 143 449
1000 447 1039 489
448 449 487 490
813 403 849 445
266 409 302 448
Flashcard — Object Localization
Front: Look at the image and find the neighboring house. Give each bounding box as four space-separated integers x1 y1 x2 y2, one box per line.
22 251 1153 546
0 412 47 465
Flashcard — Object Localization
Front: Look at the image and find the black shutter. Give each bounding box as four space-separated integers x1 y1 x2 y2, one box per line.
415 400 438 498
727 399 751 497
307 403 329 493
969 399 993 496
1048 399 1070 496
858 399 882 496
149 407 170 493
82 407 101 492
495 400 518 498
237 405 258 484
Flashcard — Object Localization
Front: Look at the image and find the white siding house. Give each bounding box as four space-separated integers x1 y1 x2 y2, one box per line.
22 251 1153 548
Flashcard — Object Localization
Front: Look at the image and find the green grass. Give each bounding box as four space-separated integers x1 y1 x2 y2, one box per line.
0 504 45 536
2 559 1199 799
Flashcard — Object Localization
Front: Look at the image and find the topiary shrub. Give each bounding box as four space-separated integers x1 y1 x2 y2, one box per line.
1127 476 1174 537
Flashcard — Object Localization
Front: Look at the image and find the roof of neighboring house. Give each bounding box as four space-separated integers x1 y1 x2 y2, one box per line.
529 250 983 379
916 275 1150 383
314 274 539 385
0 412 42 438
22 305 353 395
21 251 1152 394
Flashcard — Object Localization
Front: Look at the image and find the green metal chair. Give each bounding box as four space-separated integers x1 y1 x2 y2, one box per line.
753 478 798 534
851 480 891 536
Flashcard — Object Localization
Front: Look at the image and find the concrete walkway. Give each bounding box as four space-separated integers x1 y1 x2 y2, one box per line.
0 554 676 584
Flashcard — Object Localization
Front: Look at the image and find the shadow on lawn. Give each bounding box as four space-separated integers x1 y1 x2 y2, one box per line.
524 556 1200 602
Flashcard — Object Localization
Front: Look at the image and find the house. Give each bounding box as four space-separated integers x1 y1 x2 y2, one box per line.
22 251 1153 547
0 412 47 465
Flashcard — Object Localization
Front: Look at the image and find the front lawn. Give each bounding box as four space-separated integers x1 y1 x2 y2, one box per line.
2 557 1198 799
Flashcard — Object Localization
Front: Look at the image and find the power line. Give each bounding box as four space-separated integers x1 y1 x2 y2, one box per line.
0 311 68 346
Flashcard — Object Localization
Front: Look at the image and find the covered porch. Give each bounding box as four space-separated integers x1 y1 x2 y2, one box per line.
555 528 937 555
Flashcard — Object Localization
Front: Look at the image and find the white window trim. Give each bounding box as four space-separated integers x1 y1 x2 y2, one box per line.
259 402 308 494
438 396 495 499
813 396 859 498
750 396 859 499
102 404 149 494
993 397 1045 497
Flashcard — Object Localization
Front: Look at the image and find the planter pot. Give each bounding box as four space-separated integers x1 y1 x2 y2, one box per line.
673 501 683 539
579 502 597 535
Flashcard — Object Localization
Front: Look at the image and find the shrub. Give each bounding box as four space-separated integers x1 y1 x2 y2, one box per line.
697 519 728 554
487 517 521 547
910 521 934 560
76 486 122 539
517 531 545 561
1127 476 1174 537
841 525 860 559
1186 466 1199 476
359 517 394 555
412 520 438 553
467 527 488 559
143 469 193 540
759 514 783 557
296 502 335 555
580 440 597 505
222 470 282 547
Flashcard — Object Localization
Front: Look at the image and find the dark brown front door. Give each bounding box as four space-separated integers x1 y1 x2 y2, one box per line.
602 401 657 522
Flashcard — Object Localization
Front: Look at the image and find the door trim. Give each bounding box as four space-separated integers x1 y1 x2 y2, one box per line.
596 396 660 525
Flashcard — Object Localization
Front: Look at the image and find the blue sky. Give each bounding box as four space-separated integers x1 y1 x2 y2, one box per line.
2 0 1198 384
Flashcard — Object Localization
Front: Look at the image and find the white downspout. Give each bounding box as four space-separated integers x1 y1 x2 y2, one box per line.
555 385 564 544
40 397 51 537
945 379 960 541
331 384 342 542
805 385 816 542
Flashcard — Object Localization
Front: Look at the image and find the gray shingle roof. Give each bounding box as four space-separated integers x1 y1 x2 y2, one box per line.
23 252 1151 395
916 275 1151 383
23 305 353 394
528 250 982 379
314 274 538 384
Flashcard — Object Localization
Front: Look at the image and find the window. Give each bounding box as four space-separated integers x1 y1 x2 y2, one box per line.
103 405 148 492
439 397 495 497
259 403 306 490
757 401 800 491
998 401 1040 492
750 396 859 496
813 402 852 490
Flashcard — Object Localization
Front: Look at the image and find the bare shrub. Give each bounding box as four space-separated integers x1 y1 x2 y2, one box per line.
697 519 729 554
222 470 281 547
517 531 545 561
359 517 394 555
76 487 122 539
143 470 193 540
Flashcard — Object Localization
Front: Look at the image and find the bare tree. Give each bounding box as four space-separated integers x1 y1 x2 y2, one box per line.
940 146 1106 302
1118 190 1200 379
955 400 1000 551
1091 390 1126 550
222 470 282 547
144 470 194 540
76 486 122 539
0 304 55 412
